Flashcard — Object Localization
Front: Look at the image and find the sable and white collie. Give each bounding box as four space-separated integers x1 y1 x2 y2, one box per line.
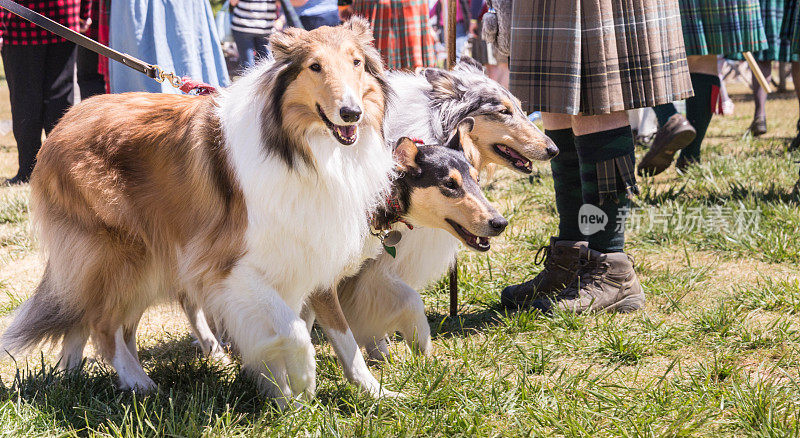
0 19 393 407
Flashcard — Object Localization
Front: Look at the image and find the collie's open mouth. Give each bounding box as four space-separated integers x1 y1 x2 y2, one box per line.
493 144 533 174
446 219 490 252
317 104 358 145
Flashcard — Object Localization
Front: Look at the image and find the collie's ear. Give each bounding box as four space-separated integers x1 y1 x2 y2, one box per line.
445 117 474 151
446 117 481 169
269 28 305 60
423 68 462 99
454 56 484 74
345 16 374 45
394 138 420 173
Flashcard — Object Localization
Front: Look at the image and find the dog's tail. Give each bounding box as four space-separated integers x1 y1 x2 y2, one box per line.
1 267 83 356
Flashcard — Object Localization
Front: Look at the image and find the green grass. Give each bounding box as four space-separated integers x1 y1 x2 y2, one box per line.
0 84 799 436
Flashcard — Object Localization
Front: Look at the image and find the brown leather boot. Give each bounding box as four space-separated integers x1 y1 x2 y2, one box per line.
500 237 587 309
532 246 644 314
637 114 696 176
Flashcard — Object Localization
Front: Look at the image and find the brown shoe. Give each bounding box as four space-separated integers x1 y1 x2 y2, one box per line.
500 237 587 309
749 117 767 137
532 247 645 314
637 114 696 176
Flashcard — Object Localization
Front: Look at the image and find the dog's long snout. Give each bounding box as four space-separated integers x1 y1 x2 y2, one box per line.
339 106 362 123
545 138 559 158
488 216 508 234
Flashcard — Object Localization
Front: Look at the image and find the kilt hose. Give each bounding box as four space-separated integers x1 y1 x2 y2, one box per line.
354 0 436 70
679 0 768 56
509 0 693 116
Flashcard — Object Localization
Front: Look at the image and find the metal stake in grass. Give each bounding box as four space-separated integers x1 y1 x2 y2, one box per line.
447 0 459 317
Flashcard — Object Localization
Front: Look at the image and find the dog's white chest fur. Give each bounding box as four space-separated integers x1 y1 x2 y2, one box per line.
377 226 460 290
217 78 393 311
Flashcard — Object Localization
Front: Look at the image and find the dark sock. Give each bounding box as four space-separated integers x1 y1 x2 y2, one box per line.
680 73 720 163
547 128 583 242
574 126 637 253
653 103 678 127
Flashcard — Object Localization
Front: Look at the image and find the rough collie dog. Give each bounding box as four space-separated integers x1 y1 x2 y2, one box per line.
313 58 558 380
0 19 393 407
182 122 506 396
186 58 558 396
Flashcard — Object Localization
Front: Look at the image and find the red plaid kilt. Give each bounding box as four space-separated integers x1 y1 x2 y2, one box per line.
354 0 436 70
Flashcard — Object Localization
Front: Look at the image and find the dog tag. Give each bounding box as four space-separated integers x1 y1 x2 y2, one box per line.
383 230 402 247
384 244 397 258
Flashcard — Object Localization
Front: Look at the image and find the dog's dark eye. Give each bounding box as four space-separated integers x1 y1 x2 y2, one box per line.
444 179 459 190
309 63 322 72
499 108 512 116
354 59 362 67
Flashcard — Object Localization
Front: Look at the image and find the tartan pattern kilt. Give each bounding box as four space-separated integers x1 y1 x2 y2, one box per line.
679 0 768 55
781 0 800 54
353 0 436 70
509 0 693 116
731 0 797 61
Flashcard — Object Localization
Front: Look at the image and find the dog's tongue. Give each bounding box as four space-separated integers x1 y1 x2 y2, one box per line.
338 124 357 138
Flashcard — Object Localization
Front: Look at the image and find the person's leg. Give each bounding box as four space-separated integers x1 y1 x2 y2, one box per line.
500 112 588 308
43 42 77 135
531 112 644 314
233 31 256 71
1 44 46 183
543 113 583 242
77 45 106 100
750 60 771 135
678 55 721 167
455 21 468 60
652 103 678 126
789 62 800 151
571 112 634 253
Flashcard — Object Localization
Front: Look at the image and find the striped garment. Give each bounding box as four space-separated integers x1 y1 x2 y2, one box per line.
231 0 276 35
679 0 768 56
509 0 693 116
354 0 436 70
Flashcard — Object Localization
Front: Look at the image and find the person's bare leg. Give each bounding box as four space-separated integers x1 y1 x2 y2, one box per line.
752 60 772 123
570 112 630 136
541 112 572 131
687 54 718 75
792 62 800 107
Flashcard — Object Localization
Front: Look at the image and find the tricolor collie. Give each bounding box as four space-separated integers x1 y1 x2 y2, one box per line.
0 19 392 407
316 58 557 379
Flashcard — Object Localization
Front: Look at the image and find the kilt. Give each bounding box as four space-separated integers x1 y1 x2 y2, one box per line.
354 0 436 70
509 0 693 116
781 0 800 54
731 0 798 61
679 0 768 55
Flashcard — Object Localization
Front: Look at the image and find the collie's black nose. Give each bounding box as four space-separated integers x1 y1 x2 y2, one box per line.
340 106 362 123
545 140 559 158
489 216 508 233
